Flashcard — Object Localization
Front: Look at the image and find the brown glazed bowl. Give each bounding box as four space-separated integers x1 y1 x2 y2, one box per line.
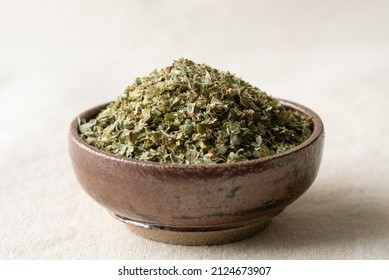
69 99 324 245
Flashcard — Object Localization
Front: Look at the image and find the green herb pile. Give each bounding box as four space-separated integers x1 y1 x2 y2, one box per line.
78 58 312 164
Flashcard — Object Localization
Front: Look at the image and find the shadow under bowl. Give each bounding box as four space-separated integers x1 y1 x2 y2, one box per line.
69 99 324 245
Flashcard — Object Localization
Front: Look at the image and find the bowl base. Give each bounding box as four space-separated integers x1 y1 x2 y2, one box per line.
111 213 270 246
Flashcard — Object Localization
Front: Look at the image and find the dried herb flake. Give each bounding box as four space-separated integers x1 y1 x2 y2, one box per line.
78 58 312 164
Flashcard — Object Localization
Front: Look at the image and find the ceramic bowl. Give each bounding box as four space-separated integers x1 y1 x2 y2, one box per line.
69 99 324 245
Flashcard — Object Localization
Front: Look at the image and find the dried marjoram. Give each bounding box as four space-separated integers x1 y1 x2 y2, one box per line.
78 58 312 164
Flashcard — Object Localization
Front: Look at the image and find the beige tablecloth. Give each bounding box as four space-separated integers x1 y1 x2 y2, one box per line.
1 0 388 259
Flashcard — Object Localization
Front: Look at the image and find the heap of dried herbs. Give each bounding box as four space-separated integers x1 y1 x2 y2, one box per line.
78 58 312 164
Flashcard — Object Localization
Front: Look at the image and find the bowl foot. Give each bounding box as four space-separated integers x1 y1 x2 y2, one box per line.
111 213 270 246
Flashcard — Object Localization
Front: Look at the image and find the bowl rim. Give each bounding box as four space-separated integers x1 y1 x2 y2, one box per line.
69 98 324 170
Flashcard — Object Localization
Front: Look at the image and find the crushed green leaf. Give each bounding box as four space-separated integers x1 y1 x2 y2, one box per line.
78 58 312 164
